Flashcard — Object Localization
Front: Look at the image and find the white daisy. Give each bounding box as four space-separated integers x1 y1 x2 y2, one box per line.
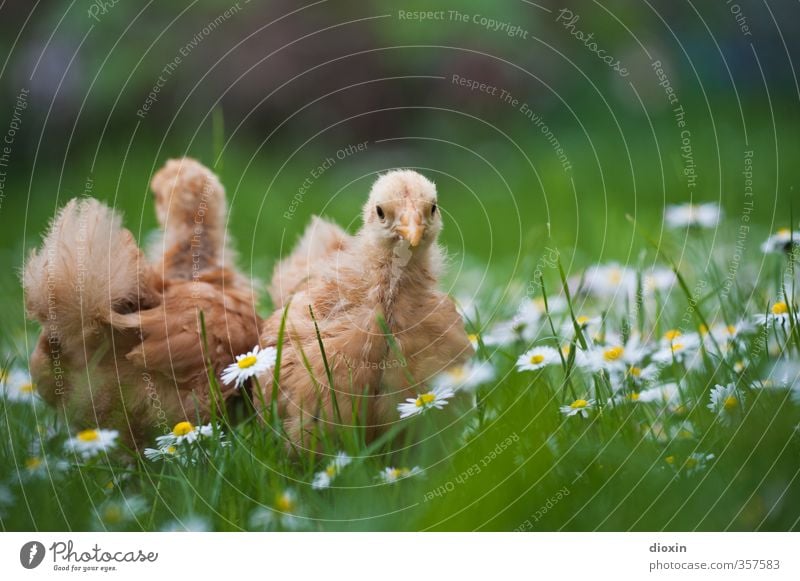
65 428 119 460
143 444 180 462
433 361 495 393
482 320 519 346
397 385 455 419
665 202 721 229
637 382 680 404
161 515 210 532
1 368 38 402
379 466 423 484
560 398 595 418
652 331 701 364
707 383 742 425
581 263 637 299
516 346 560 372
759 301 792 326
761 228 800 254
643 266 677 294
221 345 277 388
560 314 602 338
311 452 351 490
249 490 305 531
95 496 148 529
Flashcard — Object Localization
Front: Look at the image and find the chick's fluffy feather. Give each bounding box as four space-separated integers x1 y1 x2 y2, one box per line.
260 170 472 446
23 159 260 444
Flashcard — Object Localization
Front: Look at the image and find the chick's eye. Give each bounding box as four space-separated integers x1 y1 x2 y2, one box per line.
376 205 385 220
431 203 437 216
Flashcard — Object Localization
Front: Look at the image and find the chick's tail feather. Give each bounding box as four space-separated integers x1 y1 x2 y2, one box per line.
23 198 159 342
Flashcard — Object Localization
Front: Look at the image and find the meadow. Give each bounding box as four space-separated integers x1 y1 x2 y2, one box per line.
1 115 799 531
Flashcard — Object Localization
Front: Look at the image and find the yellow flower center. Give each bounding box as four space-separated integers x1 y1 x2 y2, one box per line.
237 355 258 369
628 366 641 377
570 399 588 409
20 383 35 393
530 354 545 365
275 492 295 513
25 457 42 470
603 346 624 361
628 392 640 402
723 395 738 411
699 324 709 336
771 302 788 315
416 392 436 407
172 421 194 437
608 269 622 283
326 465 337 477
467 333 479 344
77 429 99 442
166 445 177 455
665 455 675 465
777 228 791 236
671 342 684 353
664 329 682 341
685 457 698 469
576 316 590 326
726 325 737 335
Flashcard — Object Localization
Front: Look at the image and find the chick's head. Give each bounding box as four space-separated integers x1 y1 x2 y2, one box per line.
362 170 440 249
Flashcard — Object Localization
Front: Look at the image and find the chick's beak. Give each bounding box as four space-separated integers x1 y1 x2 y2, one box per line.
396 207 424 247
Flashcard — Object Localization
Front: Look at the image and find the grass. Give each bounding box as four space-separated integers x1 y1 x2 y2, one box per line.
1 215 799 531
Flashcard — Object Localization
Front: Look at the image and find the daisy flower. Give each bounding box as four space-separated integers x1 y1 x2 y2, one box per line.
1 368 38 402
664 202 721 229
637 382 680 404
312 452 351 490
249 490 305 531
653 332 701 364
221 345 277 388
562 314 602 334
143 444 180 462
161 515 210 532
760 228 800 254
379 466 423 484
65 428 119 460
707 383 742 425
560 398 595 418
643 267 677 294
516 346 560 372
433 361 495 393
581 263 636 300
482 320 519 346
94 496 148 529
397 385 455 419
155 421 214 447
760 301 792 326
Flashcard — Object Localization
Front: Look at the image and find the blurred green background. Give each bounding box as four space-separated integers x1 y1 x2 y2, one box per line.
1 0 800 533
1 1 797 312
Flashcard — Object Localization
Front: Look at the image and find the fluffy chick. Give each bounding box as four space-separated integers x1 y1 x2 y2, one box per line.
23 159 260 445
260 170 473 446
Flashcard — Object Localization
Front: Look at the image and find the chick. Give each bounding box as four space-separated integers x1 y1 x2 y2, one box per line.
23 159 260 444
260 170 473 446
